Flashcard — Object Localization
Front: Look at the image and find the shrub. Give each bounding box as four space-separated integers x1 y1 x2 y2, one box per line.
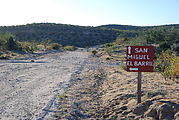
154 49 177 80
7 37 19 50
106 57 111 60
48 43 62 50
120 64 127 71
0 32 18 51
63 46 77 51
171 43 179 54
114 37 127 45
159 42 171 51
92 50 98 55
105 46 113 56
19 41 38 52
100 43 114 48
52 44 61 50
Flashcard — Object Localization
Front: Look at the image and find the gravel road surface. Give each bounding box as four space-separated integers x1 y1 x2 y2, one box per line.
0 50 119 120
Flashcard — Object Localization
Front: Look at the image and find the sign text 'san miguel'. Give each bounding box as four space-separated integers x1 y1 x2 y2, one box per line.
126 46 154 72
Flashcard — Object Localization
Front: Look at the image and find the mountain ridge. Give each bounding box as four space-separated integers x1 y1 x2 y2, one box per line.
0 23 179 47
98 24 179 30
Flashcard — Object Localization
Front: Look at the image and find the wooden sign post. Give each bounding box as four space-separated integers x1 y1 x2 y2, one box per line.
126 46 154 104
137 72 142 103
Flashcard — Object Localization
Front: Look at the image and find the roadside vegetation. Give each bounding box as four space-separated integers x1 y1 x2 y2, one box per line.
93 27 179 80
0 32 77 59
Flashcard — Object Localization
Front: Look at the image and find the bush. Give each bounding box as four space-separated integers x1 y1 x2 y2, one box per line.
63 46 77 51
7 37 19 50
52 43 61 50
0 32 17 51
114 37 127 45
100 43 114 48
48 43 62 50
171 43 179 54
159 42 171 51
106 57 112 60
154 49 177 80
105 46 113 56
92 50 98 55
120 64 127 71
19 41 38 52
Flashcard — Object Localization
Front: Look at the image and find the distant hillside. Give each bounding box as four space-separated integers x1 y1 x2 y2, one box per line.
0 23 179 47
0 23 141 47
98 24 142 31
0 23 118 47
98 24 179 31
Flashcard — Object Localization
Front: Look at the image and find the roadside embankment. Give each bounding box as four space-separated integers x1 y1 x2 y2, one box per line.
54 66 179 120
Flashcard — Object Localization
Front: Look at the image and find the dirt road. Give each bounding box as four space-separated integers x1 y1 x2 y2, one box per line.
0 50 119 120
0 51 92 120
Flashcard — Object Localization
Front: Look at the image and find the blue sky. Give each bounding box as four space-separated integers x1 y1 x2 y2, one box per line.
0 0 179 26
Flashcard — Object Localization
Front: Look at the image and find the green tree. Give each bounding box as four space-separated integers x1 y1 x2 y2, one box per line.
0 32 17 50
7 37 19 50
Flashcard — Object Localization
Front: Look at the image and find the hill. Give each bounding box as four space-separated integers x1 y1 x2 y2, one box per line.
98 24 142 31
0 23 179 47
98 24 179 31
0 23 119 47
0 23 141 47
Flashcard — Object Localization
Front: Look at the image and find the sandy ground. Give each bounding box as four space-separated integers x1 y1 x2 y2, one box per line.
53 52 179 120
0 50 92 120
54 66 179 120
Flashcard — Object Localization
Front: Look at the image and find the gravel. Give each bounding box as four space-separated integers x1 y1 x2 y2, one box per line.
0 50 119 120
0 51 89 120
